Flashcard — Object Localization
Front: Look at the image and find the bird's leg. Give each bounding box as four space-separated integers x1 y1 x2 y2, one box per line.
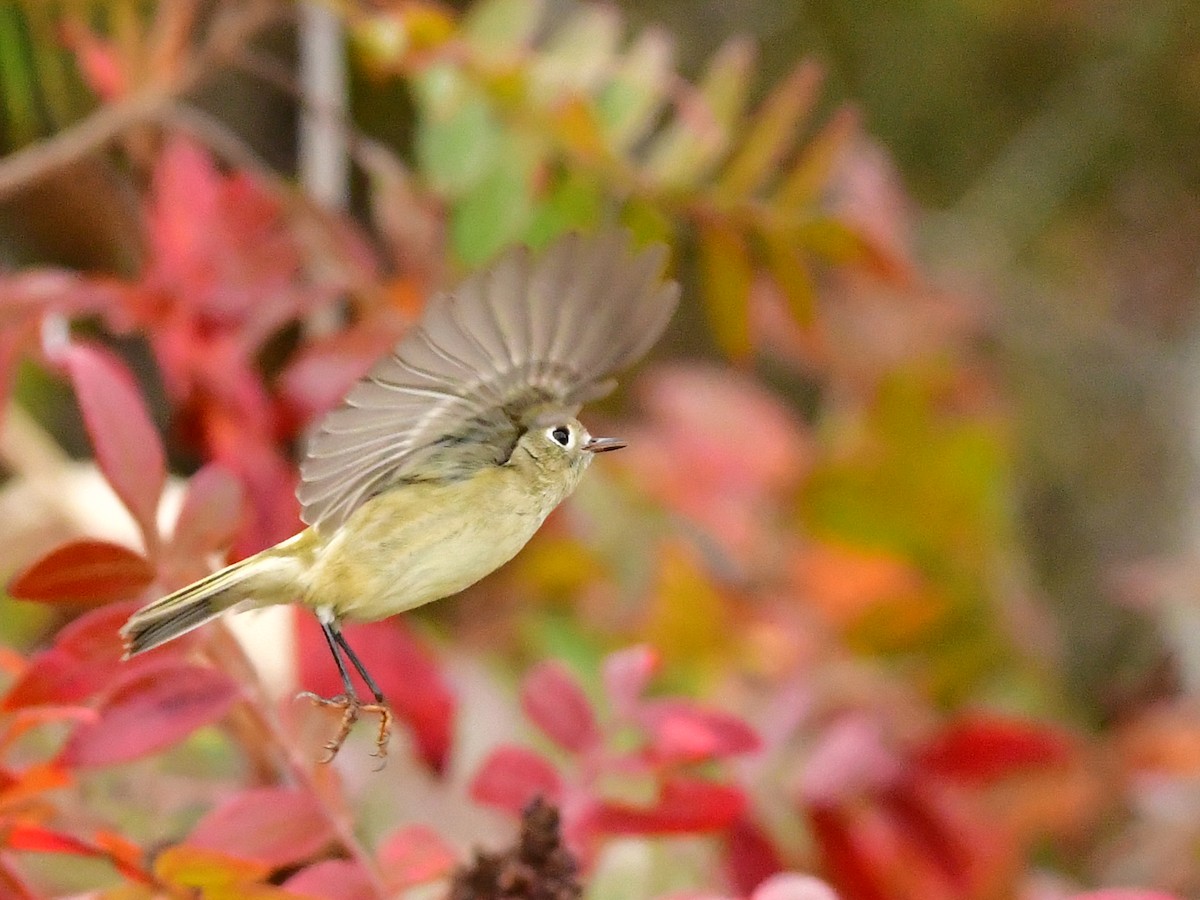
331 626 393 761
297 619 392 764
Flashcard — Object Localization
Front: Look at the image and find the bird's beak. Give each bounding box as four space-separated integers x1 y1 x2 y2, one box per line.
584 436 627 453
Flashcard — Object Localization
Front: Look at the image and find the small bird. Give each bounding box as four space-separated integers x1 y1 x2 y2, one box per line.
120 229 679 761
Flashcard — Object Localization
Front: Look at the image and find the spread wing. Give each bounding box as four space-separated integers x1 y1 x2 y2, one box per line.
297 229 680 533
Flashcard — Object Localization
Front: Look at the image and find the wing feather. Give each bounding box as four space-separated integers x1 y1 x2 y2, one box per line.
297 229 679 532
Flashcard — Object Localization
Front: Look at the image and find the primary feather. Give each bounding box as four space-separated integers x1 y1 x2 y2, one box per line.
297 230 680 533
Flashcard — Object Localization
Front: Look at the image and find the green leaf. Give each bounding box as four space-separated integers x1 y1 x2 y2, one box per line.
0 8 40 146
414 65 501 198
595 27 674 151
525 169 603 247
697 221 754 359
450 133 537 265
462 0 546 64
719 60 823 198
775 105 859 210
644 38 756 188
620 197 675 247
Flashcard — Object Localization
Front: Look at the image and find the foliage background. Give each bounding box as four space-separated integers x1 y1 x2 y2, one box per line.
0 0 1196 898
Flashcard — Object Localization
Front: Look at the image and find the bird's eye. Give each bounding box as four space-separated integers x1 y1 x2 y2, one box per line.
551 426 571 447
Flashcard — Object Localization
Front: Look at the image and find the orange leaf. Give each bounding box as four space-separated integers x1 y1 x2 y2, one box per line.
9 540 155 606
775 106 860 210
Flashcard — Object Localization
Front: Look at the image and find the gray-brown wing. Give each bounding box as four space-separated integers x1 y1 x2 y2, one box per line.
297 229 680 533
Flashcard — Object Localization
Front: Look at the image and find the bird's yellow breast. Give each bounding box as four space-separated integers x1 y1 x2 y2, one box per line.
300 466 557 621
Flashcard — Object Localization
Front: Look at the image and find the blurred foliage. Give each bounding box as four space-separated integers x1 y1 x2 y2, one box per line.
0 0 1195 899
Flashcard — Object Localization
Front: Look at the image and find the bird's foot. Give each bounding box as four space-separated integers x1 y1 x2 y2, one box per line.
297 692 393 765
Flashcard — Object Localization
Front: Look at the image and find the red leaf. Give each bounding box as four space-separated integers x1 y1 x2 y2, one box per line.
186 787 335 868
377 824 456 889
639 699 761 764
470 745 563 814
285 860 375 900
60 343 165 548
806 806 889 900
592 777 746 836
877 781 971 889
521 661 601 754
602 645 659 719
3 648 107 709
917 713 1075 785
9 540 154 606
1 601 187 710
724 817 785 896
60 659 238 767
171 464 244 559
296 618 454 773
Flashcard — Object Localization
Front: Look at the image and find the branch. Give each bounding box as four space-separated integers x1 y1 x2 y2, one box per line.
0 0 285 201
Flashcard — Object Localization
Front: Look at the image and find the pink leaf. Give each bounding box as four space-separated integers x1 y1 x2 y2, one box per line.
296 617 455 773
639 699 761 764
186 787 335 868
285 860 375 900
60 20 127 100
60 343 165 549
1071 893 1186 900
9 540 155 606
171 464 244 559
592 777 746 836
917 713 1075 785
521 661 601 754
279 324 402 428
377 824 457 889
60 658 238 767
470 745 563 814
602 645 659 719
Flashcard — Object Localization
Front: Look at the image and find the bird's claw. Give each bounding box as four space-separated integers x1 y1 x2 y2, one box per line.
297 691 393 764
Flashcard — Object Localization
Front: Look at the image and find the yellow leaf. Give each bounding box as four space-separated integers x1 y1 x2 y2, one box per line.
697 222 754 359
553 96 610 163
402 4 457 52
760 228 817 326
642 544 730 672
775 105 860 210
719 59 823 198
154 846 270 890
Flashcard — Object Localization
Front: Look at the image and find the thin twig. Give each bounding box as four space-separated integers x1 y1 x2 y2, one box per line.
0 0 285 201
205 626 390 898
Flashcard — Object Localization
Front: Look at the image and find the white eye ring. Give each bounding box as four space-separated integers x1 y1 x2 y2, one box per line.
549 425 572 448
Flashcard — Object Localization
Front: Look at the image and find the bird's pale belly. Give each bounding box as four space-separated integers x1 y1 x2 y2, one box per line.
300 470 553 621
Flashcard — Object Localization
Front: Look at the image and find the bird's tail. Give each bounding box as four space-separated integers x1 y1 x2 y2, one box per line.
121 555 264 656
